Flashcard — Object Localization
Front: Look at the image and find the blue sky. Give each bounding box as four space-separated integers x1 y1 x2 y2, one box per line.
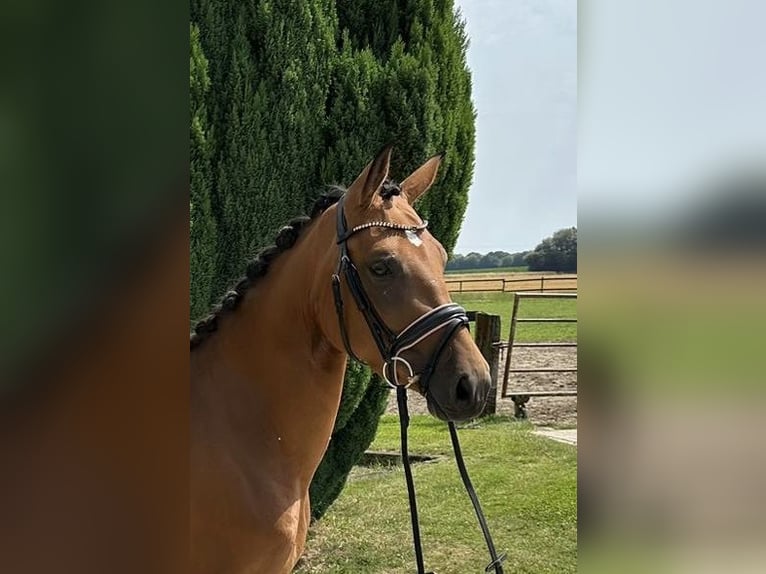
453 0 577 254
578 0 766 219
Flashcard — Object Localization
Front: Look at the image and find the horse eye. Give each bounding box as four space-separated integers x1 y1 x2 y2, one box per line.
369 260 391 277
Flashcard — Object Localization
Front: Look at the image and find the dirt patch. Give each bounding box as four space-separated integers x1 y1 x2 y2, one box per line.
348 452 444 482
358 451 442 466
385 346 577 426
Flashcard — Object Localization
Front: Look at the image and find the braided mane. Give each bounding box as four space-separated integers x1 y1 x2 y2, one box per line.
190 178 403 350
190 188 344 350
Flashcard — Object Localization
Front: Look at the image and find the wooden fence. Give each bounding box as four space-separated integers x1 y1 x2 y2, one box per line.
499 292 577 418
468 291 578 419
467 311 501 417
446 274 577 294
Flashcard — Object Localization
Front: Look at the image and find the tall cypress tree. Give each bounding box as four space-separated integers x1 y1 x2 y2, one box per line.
190 0 476 521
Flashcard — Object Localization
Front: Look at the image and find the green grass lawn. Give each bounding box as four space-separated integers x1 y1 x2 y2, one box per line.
452 292 577 343
297 416 577 574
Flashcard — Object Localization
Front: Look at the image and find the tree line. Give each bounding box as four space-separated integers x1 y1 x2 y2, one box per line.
446 250 529 270
190 0 475 520
448 227 577 272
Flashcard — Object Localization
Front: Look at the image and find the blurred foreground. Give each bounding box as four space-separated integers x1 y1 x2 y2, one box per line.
580 1 766 571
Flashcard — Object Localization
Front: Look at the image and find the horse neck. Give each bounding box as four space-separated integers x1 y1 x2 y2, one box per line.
191 211 348 486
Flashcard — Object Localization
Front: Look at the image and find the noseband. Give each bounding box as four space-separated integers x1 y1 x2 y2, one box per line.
329 193 506 574
331 193 470 393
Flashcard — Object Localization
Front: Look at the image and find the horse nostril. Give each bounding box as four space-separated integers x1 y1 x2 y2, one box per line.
455 375 472 403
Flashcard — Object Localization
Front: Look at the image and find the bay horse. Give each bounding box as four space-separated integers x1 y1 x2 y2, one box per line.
190 146 491 574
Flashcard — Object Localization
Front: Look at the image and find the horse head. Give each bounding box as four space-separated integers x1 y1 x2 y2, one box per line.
323 146 491 421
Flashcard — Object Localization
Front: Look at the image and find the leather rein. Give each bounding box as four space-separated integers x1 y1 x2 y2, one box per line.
331 193 506 574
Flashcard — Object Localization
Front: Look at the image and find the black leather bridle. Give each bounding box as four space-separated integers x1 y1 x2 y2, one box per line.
330 192 506 574
331 193 470 394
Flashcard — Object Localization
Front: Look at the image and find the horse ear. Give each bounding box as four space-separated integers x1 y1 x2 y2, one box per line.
348 144 393 209
400 152 445 204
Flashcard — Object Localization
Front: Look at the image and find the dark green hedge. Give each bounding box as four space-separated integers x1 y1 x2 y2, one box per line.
190 0 475 520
